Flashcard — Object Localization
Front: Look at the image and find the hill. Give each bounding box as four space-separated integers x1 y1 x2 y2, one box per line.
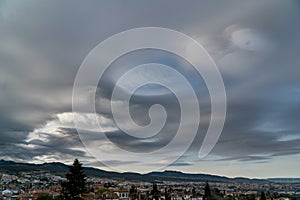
0 159 268 183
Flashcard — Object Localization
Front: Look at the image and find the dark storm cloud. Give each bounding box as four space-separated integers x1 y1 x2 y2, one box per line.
0 127 89 162
0 0 300 173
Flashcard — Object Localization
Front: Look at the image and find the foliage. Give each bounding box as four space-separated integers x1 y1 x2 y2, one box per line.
130 185 138 200
37 194 53 200
61 159 86 200
97 187 109 193
260 192 266 200
164 187 172 200
204 182 212 200
151 183 161 200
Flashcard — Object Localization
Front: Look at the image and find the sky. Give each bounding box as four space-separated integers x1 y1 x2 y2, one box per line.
1 0 300 178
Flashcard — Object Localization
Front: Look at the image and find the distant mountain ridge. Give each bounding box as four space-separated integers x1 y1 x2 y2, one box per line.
0 160 299 183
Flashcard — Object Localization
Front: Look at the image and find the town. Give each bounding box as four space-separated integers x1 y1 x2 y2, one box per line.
1 170 300 200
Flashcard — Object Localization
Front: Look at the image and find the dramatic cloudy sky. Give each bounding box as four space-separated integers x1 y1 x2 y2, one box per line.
1 0 300 178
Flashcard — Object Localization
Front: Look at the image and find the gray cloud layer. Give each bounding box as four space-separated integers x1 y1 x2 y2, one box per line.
0 0 300 175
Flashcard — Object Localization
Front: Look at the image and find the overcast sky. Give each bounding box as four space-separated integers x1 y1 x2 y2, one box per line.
1 0 300 178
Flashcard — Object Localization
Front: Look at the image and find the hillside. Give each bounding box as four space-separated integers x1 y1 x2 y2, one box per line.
0 160 269 183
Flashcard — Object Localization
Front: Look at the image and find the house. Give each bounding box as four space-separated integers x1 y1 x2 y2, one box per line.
105 192 119 200
115 189 129 200
2 189 12 199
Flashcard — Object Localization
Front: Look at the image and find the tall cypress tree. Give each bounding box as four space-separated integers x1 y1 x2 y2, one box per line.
164 187 171 200
129 185 138 200
151 183 160 200
61 159 86 200
204 182 211 200
260 192 266 200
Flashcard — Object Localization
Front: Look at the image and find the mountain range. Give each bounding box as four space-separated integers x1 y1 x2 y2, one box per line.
0 160 299 183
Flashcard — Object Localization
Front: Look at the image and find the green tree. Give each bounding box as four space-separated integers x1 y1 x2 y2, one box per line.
260 192 266 200
61 159 86 200
151 183 160 200
164 187 171 200
37 194 62 200
204 182 212 200
129 185 138 200
37 194 53 200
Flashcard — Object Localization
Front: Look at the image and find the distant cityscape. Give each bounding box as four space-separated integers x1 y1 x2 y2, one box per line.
1 160 300 200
